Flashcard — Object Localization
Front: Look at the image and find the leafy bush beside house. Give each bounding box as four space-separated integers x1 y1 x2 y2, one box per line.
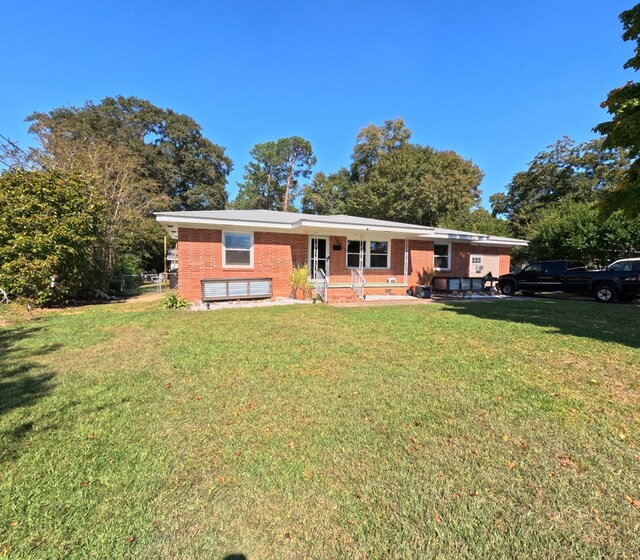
0 170 102 304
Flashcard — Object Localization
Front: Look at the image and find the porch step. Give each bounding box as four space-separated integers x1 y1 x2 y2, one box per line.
325 287 362 304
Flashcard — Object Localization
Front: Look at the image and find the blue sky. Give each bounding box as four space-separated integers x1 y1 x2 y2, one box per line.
0 1 635 208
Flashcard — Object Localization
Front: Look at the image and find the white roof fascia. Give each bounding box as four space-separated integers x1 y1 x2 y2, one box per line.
297 220 431 236
155 214 295 231
470 239 529 247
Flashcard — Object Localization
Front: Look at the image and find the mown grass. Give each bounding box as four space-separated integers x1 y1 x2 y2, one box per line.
0 298 639 559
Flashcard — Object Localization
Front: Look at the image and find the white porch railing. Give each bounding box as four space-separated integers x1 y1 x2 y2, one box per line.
313 268 328 302
351 268 366 299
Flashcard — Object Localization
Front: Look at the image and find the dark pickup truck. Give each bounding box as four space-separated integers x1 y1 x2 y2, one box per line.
498 259 640 303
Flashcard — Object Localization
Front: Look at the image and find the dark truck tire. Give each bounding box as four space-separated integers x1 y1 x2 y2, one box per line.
500 282 516 296
594 283 618 303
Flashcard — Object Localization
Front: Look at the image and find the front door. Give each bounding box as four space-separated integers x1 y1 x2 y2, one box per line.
309 237 330 281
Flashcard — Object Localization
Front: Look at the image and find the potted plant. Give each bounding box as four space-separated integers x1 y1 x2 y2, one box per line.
290 264 313 300
415 267 435 298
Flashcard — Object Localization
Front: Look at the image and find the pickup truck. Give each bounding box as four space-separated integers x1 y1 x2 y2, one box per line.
498 258 640 303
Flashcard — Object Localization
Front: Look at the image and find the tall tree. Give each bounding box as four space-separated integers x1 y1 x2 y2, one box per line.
490 137 630 238
34 135 166 287
301 168 351 215
235 136 316 211
347 142 483 226
350 117 412 182
25 96 233 210
594 5 640 217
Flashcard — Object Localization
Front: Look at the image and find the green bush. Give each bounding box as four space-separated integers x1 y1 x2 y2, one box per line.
163 293 190 309
0 170 102 305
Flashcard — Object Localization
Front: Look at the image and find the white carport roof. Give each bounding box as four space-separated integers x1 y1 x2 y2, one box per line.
154 209 528 247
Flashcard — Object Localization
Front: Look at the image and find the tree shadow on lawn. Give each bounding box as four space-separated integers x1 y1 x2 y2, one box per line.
1 323 58 452
440 298 640 349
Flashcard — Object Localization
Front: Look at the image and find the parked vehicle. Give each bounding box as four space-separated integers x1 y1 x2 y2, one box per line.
498 259 640 303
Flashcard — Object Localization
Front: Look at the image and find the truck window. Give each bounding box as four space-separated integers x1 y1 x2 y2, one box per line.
608 260 634 272
522 263 542 273
541 262 563 275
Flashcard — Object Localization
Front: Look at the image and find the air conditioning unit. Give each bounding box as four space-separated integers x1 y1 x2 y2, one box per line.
475 265 483 274
387 277 397 283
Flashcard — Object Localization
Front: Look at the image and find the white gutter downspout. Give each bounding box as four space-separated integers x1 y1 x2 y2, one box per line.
403 238 409 286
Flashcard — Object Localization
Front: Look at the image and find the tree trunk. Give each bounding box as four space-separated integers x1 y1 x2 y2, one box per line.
283 158 295 212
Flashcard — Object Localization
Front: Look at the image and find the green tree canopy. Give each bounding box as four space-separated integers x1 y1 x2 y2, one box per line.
235 137 316 211
347 142 483 227
526 200 640 265
0 170 102 304
490 137 630 238
300 168 351 215
25 96 233 210
302 119 483 227
594 5 640 217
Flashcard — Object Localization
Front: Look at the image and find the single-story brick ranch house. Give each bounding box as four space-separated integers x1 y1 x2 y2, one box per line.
155 210 528 303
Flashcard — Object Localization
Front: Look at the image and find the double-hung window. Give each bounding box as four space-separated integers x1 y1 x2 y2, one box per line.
223 232 253 267
433 243 451 271
346 240 390 269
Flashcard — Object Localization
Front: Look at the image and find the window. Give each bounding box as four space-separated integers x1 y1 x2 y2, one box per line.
346 240 390 269
523 263 542 273
369 241 389 268
608 260 635 272
347 240 364 268
433 244 451 270
223 232 253 267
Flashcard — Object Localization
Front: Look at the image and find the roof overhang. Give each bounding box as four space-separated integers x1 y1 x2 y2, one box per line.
155 212 529 248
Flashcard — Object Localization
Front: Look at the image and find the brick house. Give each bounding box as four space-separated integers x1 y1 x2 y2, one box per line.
155 210 527 303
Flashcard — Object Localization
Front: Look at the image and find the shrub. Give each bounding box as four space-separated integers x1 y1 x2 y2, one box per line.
163 293 190 309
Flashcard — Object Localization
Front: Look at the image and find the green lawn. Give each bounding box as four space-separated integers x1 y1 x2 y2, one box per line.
1 297 639 559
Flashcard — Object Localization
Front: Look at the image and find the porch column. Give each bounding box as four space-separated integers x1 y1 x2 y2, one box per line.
358 240 364 274
403 238 408 286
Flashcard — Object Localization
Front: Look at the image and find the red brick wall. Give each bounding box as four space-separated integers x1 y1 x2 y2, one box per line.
177 228 307 301
176 228 513 301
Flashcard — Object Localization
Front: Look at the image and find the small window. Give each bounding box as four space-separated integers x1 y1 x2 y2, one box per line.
223 232 253 267
434 244 451 270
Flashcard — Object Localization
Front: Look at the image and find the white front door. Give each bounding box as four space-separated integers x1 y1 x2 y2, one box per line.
309 237 330 281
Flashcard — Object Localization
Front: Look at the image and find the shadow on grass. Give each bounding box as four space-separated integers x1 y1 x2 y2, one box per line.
440 298 640 348
0 323 57 416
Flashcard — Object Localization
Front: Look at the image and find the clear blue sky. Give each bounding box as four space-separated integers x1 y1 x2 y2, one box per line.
0 1 635 208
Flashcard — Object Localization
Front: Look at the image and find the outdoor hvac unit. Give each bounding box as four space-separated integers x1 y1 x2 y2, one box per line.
387 277 397 283
475 265 483 274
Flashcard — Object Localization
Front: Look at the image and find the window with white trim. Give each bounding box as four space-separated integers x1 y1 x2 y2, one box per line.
346 240 390 269
347 240 364 268
223 232 253 267
433 243 451 270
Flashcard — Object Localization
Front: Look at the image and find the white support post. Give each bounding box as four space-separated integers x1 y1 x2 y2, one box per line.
404 238 409 286
358 240 364 274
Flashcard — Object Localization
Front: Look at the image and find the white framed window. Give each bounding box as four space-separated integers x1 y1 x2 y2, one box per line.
346 240 390 269
433 243 451 271
223 231 253 268
347 240 364 268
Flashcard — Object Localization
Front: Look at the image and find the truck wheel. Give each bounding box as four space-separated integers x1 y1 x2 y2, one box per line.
500 282 516 296
594 284 617 303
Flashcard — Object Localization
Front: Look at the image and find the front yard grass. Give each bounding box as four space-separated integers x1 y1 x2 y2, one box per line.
0 299 639 559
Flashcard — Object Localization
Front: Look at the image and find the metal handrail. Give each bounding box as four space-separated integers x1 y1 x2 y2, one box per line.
313 268 328 302
351 269 366 299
